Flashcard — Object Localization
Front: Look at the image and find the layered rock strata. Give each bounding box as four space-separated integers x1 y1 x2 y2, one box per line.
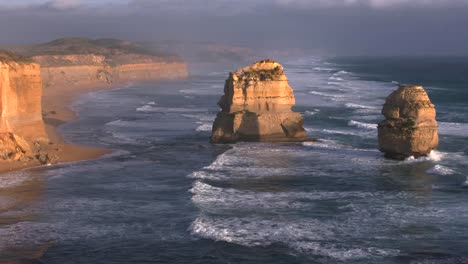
0 53 54 163
33 54 188 89
378 85 439 160
211 59 307 143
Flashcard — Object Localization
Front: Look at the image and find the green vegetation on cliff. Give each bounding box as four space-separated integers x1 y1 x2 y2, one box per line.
0 50 33 63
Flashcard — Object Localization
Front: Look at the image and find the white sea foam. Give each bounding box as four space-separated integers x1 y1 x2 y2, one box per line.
303 139 349 150
304 109 320 116
348 120 378 130
345 103 378 110
334 70 350 76
190 181 380 209
426 165 456 176
308 91 340 98
0 172 32 189
322 129 360 136
313 67 334 72
291 242 400 261
136 105 201 113
189 216 399 259
195 123 212 132
405 151 446 163
462 177 468 187
329 76 344 81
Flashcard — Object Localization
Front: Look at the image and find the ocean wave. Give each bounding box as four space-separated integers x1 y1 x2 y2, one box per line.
329 76 344 81
322 129 360 136
136 105 201 113
348 120 378 130
426 165 456 176
189 216 399 260
304 109 320 116
333 70 350 76
345 103 378 110
0 172 33 189
303 139 349 150
405 151 446 163
291 242 400 261
313 67 334 72
190 181 381 209
195 123 212 132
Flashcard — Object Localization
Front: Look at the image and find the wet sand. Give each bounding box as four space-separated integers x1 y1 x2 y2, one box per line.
0 81 116 175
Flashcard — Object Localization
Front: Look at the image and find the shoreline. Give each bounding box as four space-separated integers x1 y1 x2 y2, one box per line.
0 81 127 175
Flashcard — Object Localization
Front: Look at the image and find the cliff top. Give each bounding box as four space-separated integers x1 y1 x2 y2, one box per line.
233 59 285 81
0 50 33 64
24 38 181 61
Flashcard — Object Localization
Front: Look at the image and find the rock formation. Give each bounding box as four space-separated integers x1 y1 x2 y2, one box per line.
0 51 55 164
378 85 439 160
210 59 307 143
23 38 188 89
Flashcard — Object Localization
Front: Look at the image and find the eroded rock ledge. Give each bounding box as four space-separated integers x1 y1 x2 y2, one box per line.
211 59 307 143
378 85 439 160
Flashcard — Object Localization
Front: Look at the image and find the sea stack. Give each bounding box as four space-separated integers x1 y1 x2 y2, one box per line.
378 85 439 160
210 59 307 143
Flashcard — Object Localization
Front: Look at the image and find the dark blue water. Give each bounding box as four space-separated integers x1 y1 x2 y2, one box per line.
1 57 468 264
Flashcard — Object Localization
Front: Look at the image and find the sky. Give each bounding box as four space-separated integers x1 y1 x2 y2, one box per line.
1 0 468 55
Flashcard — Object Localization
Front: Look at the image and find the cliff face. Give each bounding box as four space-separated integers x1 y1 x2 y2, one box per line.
0 55 52 163
34 54 188 89
211 59 307 143
378 85 439 160
0 59 46 140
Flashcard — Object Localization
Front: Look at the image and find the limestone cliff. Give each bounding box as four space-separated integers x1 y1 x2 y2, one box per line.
378 85 439 160
35 54 188 89
211 59 307 143
26 38 188 89
0 52 53 163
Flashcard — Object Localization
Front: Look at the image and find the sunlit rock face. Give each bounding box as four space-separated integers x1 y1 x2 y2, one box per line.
211 59 307 143
0 57 47 141
378 85 439 160
0 53 56 163
35 54 189 89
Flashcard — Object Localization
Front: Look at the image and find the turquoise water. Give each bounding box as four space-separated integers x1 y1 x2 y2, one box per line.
1 57 467 264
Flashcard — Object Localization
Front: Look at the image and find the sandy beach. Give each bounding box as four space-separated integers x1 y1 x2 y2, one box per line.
0 81 115 175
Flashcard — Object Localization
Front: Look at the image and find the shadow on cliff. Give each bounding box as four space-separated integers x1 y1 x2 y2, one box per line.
237 111 261 141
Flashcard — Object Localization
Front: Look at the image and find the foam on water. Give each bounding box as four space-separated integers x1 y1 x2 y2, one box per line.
189 216 400 260
345 103 378 110
0 172 33 189
195 123 212 132
426 165 456 176
348 120 378 130
136 105 201 113
190 181 384 210
405 150 446 163
303 139 350 150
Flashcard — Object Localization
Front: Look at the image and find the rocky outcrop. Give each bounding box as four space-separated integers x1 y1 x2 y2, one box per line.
378 85 439 160
211 59 307 143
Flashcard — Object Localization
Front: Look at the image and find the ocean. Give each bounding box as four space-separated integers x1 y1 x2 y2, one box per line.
1 56 468 264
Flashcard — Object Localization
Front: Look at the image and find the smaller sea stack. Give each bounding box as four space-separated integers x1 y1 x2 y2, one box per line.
378 85 439 160
210 59 307 143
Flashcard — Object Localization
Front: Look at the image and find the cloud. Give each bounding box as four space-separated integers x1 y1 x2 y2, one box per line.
39 0 82 10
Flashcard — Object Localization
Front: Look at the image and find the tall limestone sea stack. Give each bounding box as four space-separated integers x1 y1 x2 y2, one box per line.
210 59 307 143
378 85 439 160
